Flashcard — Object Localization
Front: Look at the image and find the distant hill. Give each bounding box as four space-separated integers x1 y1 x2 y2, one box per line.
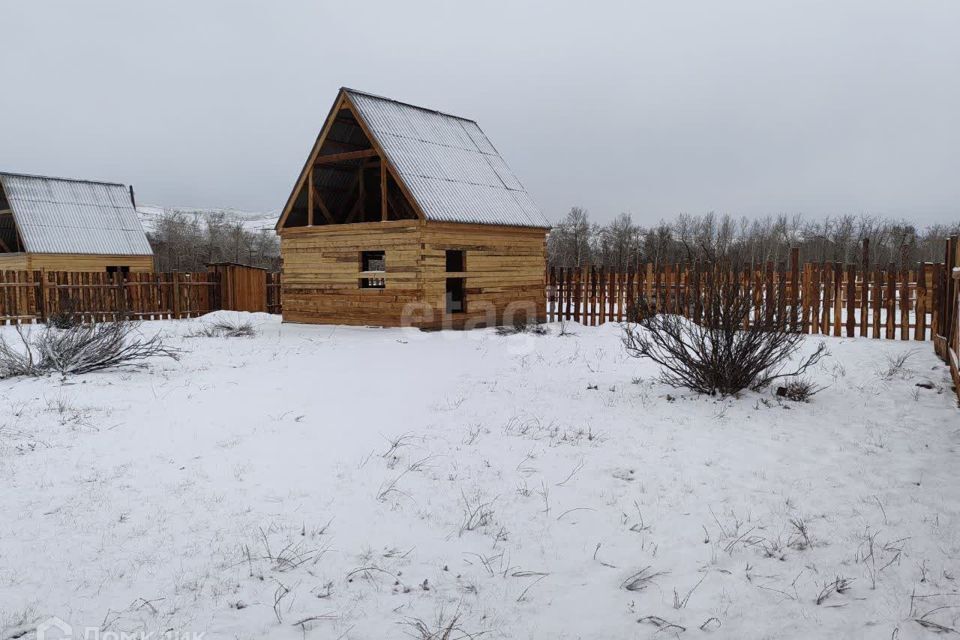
136 205 278 234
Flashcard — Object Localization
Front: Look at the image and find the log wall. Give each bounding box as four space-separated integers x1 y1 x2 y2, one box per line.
279 221 548 328
0 253 154 272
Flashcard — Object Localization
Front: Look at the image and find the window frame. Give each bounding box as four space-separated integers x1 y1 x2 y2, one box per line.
359 250 386 289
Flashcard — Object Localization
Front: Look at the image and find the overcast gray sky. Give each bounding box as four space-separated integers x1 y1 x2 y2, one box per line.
2 1 958 226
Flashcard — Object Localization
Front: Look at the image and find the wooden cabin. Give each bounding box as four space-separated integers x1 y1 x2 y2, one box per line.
0 172 154 272
276 88 550 328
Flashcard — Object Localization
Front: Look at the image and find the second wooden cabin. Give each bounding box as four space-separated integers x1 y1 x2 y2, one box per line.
0 172 154 272
275 88 550 328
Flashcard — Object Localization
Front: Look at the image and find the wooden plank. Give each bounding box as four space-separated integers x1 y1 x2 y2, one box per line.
916 262 927 340
572 267 581 323
886 266 896 339
172 272 181 318
380 166 388 222
588 266 597 326
820 262 831 335
307 169 314 226
314 148 378 164
860 239 870 336
846 263 856 337
810 263 820 334
608 268 616 323
789 248 799 331
900 264 909 340
832 262 843 337
872 267 882 339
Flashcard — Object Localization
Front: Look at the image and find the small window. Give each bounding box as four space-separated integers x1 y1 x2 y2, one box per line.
445 249 465 272
360 250 385 289
106 266 130 274
446 277 465 314
360 277 385 289
361 250 385 272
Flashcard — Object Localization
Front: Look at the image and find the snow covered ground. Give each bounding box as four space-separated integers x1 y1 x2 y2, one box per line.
0 314 958 639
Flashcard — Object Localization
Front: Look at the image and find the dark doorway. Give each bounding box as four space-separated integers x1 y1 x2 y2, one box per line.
445 249 465 272
446 278 465 314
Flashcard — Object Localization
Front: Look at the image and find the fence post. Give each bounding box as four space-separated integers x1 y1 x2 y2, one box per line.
548 266 555 323
172 272 181 319
33 270 45 323
916 262 927 341
846 263 856 337
789 248 799 332
860 239 870 336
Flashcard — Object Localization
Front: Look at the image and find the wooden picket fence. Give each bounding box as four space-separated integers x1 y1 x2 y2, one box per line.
547 248 947 341
933 236 959 402
267 272 282 315
0 266 284 324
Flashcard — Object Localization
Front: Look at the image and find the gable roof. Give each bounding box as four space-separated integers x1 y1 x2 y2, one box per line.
0 172 153 255
279 88 550 229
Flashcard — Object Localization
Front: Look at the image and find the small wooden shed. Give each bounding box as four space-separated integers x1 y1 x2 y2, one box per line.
0 172 154 272
276 88 550 328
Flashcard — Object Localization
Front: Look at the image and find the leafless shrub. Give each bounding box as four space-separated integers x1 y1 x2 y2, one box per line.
401 608 485 640
557 319 577 337
0 320 179 378
753 536 787 561
382 433 415 459
623 267 827 396
877 350 918 380
272 580 291 623
776 377 823 402
787 518 812 550
46 297 83 329
496 319 549 336
459 490 495 535
856 527 906 589
637 616 686 633
257 527 326 572
621 566 667 592
187 319 257 338
0 325 43 377
673 574 706 609
376 469 412 502
914 609 959 634
815 575 853 605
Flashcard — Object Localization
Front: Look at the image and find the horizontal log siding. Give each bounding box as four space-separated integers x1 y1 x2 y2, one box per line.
279 221 548 328
420 223 547 329
0 254 154 272
279 221 423 326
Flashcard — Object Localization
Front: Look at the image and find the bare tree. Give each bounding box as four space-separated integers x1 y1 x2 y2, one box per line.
548 211 957 268
622 266 827 395
547 207 596 267
147 210 280 271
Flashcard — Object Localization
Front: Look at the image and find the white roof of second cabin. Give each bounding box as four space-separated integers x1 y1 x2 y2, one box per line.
0 172 153 255
344 88 550 228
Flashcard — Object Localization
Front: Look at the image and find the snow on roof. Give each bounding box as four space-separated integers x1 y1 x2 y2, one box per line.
0 172 153 255
343 88 550 228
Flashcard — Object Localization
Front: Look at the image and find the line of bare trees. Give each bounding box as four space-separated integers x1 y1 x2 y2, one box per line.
548 208 959 269
147 210 280 272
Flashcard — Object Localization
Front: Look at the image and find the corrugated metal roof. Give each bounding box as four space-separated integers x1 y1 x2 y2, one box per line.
0 172 153 255
344 88 550 228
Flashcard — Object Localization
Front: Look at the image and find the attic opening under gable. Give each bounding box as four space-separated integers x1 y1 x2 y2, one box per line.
283 105 418 228
0 183 21 253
